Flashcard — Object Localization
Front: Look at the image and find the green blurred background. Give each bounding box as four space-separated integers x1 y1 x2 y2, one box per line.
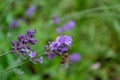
0 0 120 80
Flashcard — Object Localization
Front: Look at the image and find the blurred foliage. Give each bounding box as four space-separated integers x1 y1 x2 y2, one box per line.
0 0 120 80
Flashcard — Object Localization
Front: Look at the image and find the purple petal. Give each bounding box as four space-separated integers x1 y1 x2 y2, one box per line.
67 21 76 29
56 27 63 33
62 21 75 31
11 41 16 47
61 47 68 53
27 29 36 38
70 53 81 63
52 15 60 24
29 51 37 58
18 35 24 42
47 53 55 59
26 6 36 17
56 35 72 47
10 21 18 28
37 56 43 64
49 41 59 50
28 38 38 45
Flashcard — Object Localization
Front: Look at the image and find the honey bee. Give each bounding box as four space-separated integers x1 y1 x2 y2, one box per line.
60 53 70 64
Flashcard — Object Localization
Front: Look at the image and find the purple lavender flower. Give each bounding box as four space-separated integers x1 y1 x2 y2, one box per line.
56 35 72 47
67 21 76 28
56 20 76 33
49 35 72 53
50 35 72 51
52 15 60 24
70 53 80 63
63 21 75 31
11 29 44 64
25 6 36 17
18 29 37 45
10 21 18 28
44 35 72 62
12 29 37 54
29 51 36 58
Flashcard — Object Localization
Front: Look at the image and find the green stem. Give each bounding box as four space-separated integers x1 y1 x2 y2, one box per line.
0 54 44 74
0 60 29 74
0 51 12 57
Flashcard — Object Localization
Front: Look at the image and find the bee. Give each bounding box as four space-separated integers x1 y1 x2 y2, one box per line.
60 53 70 64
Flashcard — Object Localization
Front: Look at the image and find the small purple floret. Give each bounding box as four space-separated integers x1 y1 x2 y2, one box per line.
52 15 60 24
27 29 36 38
29 51 36 58
47 53 55 59
26 6 36 17
11 41 18 53
56 35 72 47
49 41 59 50
56 20 76 33
10 21 18 28
56 27 63 33
36 56 43 64
70 53 80 63
63 21 75 31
